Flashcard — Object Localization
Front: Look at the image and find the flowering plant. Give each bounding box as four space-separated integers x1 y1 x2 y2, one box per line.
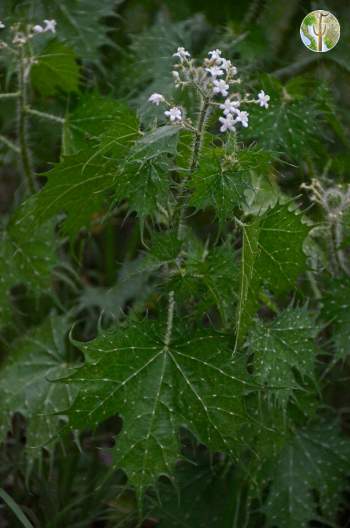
0 3 349 527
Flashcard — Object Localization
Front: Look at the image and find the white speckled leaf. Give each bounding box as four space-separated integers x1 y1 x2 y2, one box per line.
322 276 350 359
0 315 77 448
264 423 350 528
65 320 252 497
0 198 57 326
235 203 309 348
249 307 317 407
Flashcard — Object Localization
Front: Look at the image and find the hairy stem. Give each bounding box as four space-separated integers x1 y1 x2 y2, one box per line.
17 48 36 193
25 106 65 124
165 96 211 345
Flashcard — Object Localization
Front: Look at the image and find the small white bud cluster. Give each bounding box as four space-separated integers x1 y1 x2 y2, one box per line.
32 19 57 35
148 47 270 133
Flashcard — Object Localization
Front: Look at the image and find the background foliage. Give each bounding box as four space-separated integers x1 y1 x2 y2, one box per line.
1 0 350 527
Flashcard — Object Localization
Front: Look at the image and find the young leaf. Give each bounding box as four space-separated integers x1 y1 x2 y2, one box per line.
31 40 80 96
263 422 350 528
115 126 179 221
0 199 57 326
248 307 317 407
64 319 251 497
191 146 272 221
0 316 77 448
235 202 309 347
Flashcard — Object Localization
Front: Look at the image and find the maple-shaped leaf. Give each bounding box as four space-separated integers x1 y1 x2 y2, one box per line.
0 316 77 448
0 198 57 326
31 40 80 96
191 146 272 221
235 202 309 348
248 307 317 407
64 319 252 497
322 275 350 360
31 101 139 238
263 422 350 528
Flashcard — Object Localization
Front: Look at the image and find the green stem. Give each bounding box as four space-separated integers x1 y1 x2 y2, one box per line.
165 96 211 342
17 48 36 194
25 106 65 124
0 92 20 99
0 134 20 153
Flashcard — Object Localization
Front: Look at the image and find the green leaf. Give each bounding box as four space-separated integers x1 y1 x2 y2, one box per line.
31 40 79 96
249 307 317 407
115 126 179 221
243 75 328 161
65 319 251 497
322 275 350 360
235 203 309 347
263 422 350 528
63 94 130 154
0 199 57 326
191 145 274 220
0 315 77 448
31 101 139 238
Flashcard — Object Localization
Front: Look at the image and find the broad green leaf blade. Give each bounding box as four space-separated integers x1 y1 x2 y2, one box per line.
249 307 317 407
263 422 350 528
0 199 58 326
30 102 139 238
0 316 77 448
235 202 309 347
64 94 141 155
65 320 251 497
31 40 80 96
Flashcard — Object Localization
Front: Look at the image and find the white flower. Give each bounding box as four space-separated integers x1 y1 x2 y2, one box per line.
220 58 236 73
257 90 270 109
236 110 249 128
33 24 44 33
205 66 224 77
173 47 190 61
219 114 236 133
43 19 57 33
148 93 165 106
213 79 229 97
208 49 222 62
0 21 5 29
172 71 180 81
220 98 240 116
164 106 182 122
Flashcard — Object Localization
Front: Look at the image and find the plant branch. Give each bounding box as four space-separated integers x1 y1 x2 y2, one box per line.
0 134 20 153
17 48 36 193
0 92 20 99
25 106 65 124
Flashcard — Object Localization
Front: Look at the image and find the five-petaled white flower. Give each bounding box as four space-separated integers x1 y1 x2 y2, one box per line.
208 49 222 62
165 106 182 122
33 24 44 33
43 19 57 33
236 110 249 128
173 47 190 61
148 93 165 106
0 21 5 29
213 79 229 97
206 66 224 78
257 90 270 108
220 98 240 116
219 114 236 133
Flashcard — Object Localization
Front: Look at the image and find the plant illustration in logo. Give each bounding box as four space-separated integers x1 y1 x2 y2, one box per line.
300 10 340 52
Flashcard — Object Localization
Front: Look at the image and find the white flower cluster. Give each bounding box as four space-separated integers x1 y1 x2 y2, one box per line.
148 47 270 133
0 19 57 48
